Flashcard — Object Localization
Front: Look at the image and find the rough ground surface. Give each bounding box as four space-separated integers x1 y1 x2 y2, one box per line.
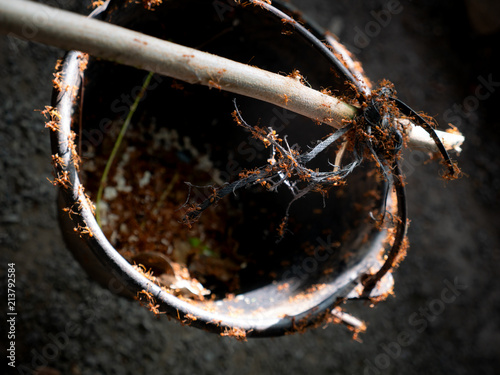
1 0 499 374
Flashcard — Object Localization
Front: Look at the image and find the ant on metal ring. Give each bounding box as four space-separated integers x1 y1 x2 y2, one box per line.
247 0 460 293
184 0 460 294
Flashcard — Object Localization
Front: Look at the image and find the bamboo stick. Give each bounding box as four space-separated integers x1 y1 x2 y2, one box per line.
0 0 464 153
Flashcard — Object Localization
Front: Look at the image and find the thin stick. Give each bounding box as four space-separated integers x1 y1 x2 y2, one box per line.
0 0 463 152
95 72 154 224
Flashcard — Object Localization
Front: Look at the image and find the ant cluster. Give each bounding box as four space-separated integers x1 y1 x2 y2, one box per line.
43 0 462 333
43 56 97 240
182 0 461 295
183 100 357 239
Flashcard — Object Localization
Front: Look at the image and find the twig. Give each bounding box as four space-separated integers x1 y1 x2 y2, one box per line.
95 72 154 224
0 0 464 152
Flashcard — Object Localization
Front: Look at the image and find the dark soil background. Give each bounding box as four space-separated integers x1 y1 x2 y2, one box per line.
1 0 499 374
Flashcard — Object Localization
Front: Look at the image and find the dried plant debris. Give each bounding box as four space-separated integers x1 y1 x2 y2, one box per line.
79 77 458 302
181 76 460 295
183 100 357 240
141 0 163 11
82 119 244 299
63 0 463 326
